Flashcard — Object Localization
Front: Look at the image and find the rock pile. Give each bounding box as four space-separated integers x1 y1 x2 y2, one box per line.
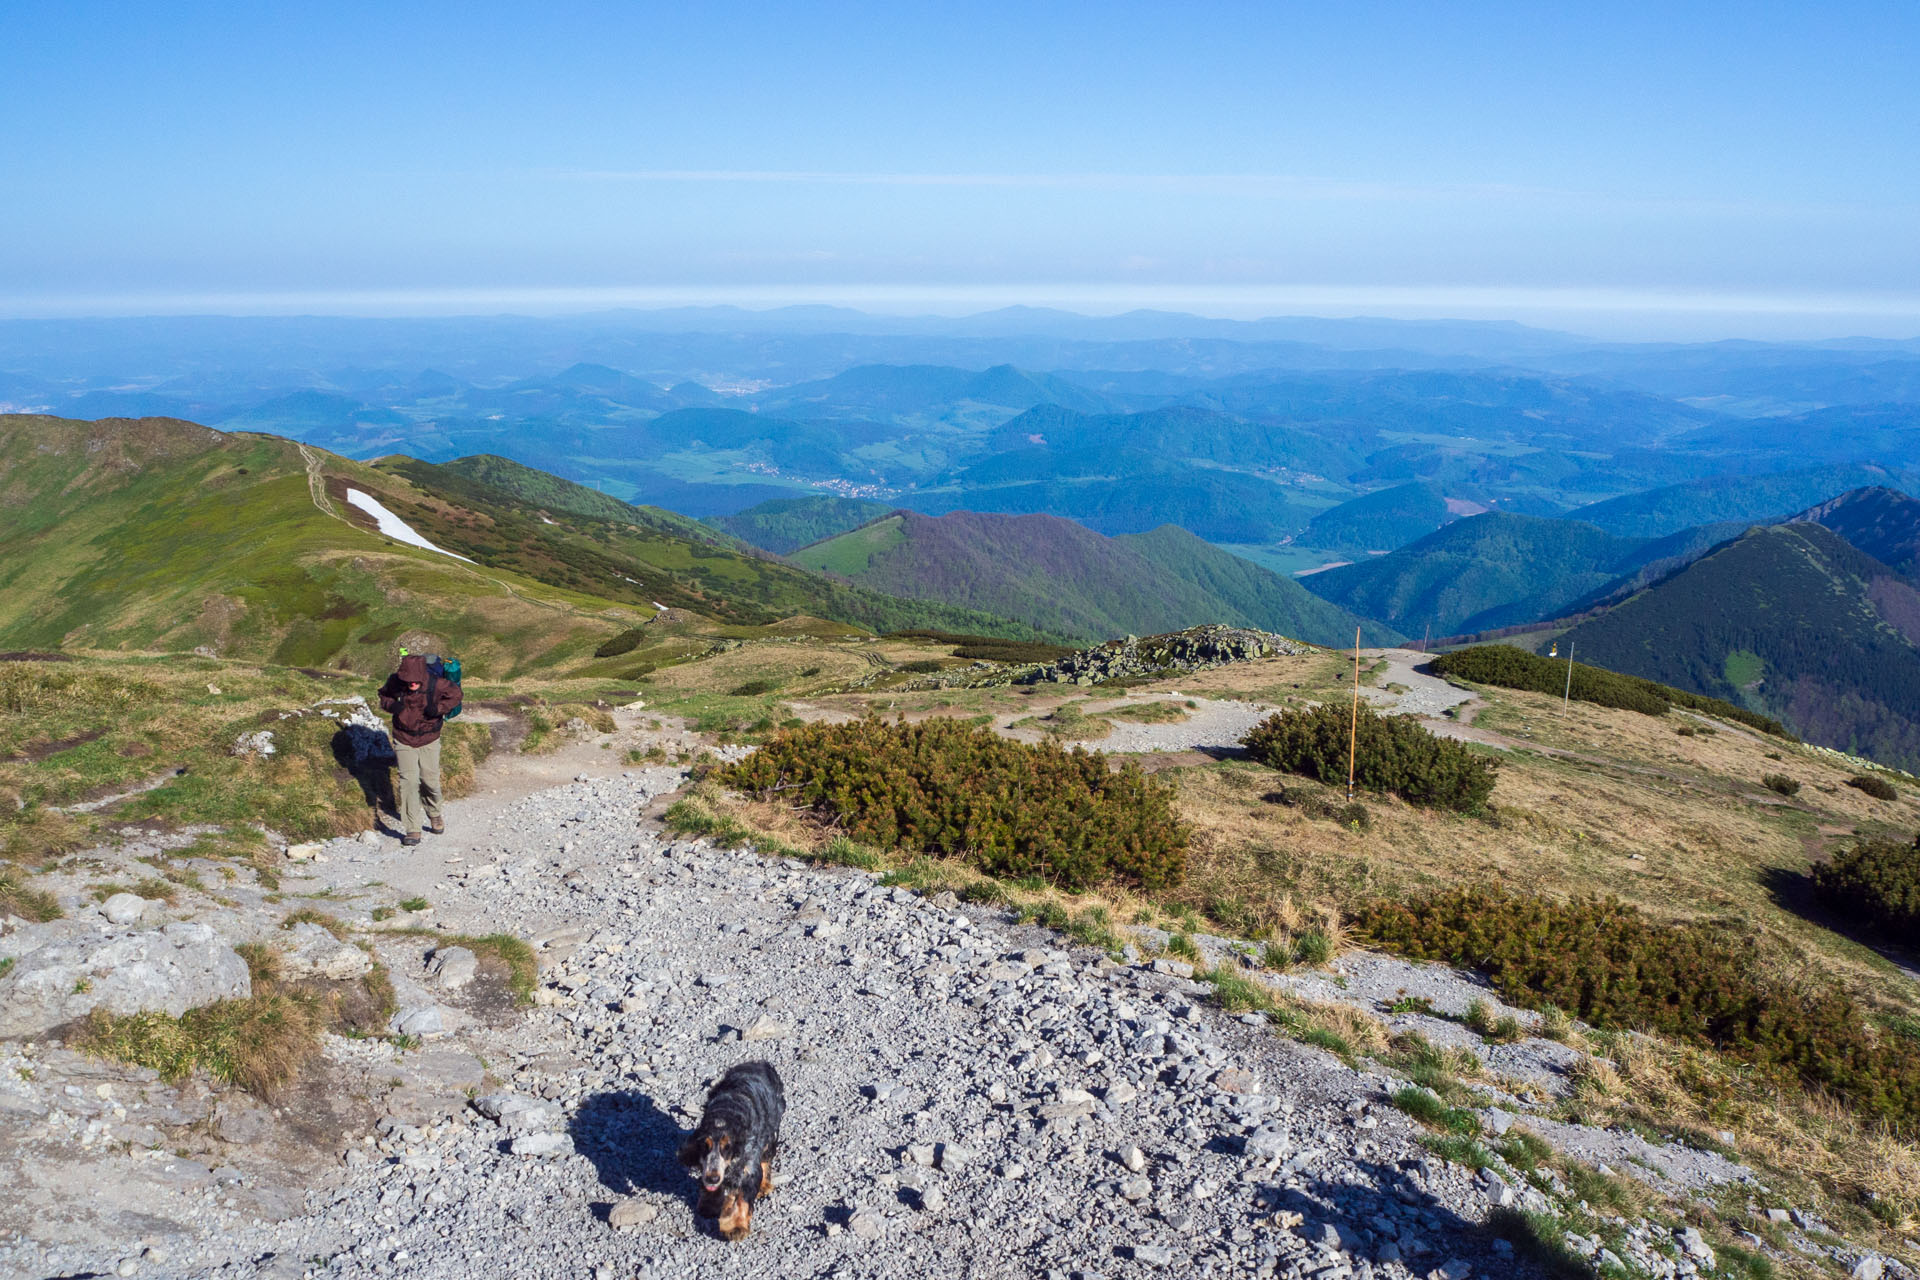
1026 625 1317 686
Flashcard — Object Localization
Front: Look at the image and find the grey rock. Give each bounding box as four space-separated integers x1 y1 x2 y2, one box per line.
741 1013 789 1041
918 1186 946 1213
1130 1245 1172 1266
100 893 148 926
848 1208 884 1241
0 921 250 1037
935 1142 974 1171
1850 1258 1883 1280
425 946 478 990
509 1132 573 1157
280 922 373 981
1119 1144 1147 1173
607 1199 658 1229
1243 1125 1291 1161
389 1005 448 1038
1676 1227 1715 1266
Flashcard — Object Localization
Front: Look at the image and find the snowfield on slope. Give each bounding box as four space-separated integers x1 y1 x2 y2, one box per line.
345 489 474 562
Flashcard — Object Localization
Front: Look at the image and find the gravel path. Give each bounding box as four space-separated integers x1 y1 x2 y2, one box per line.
9 765 1551 1280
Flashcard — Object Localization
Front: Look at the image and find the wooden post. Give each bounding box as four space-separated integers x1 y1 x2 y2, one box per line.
1563 639 1574 712
1348 626 1361 801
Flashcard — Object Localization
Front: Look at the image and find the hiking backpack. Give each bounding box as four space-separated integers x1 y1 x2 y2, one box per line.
403 648 464 721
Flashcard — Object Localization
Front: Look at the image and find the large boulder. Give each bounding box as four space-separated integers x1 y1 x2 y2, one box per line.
0 922 252 1037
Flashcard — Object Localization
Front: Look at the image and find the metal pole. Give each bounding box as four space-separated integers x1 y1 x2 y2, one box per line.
1348 626 1361 802
1563 639 1574 712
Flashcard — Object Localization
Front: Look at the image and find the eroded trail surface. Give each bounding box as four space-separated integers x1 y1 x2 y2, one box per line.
15 763 1538 1280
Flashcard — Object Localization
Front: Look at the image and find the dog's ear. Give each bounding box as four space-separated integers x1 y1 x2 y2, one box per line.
677 1135 706 1170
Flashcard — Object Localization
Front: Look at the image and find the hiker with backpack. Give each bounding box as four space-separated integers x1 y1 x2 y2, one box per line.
377 651 464 846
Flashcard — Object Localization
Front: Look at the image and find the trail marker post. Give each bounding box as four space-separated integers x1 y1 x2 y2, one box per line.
1563 640 1574 712
1348 627 1361 802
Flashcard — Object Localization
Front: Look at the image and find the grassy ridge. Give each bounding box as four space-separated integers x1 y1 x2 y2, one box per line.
0 415 638 675
790 509 1389 645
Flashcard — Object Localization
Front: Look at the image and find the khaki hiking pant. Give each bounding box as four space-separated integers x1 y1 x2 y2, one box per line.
394 739 443 836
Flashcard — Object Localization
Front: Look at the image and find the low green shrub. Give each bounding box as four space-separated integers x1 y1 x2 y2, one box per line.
1355 887 1920 1132
593 627 647 659
1429 644 1792 738
723 718 1187 891
1846 773 1899 801
1813 833 1920 939
898 659 943 674
728 678 782 697
1242 703 1497 813
1761 772 1801 796
1292 929 1333 967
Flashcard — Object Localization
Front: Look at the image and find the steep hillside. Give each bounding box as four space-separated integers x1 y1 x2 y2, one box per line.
0 416 1045 673
1560 522 1920 769
705 495 897 554
1298 480 1453 551
911 458 1314 542
1299 512 1640 635
789 510 1390 645
434 453 744 548
0 415 636 675
1568 464 1908 538
1793 485 1920 575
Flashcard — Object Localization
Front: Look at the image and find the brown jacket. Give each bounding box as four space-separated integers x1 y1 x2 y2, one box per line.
378 654 462 747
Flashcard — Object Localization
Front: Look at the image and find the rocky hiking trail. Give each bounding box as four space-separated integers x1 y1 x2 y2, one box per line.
3 698 1895 1280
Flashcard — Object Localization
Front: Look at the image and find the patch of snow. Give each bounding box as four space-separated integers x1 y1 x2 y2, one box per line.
345 489 474 563
652 601 668 611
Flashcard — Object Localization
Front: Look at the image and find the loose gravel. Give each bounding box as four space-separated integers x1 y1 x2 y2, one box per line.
10 768 1547 1280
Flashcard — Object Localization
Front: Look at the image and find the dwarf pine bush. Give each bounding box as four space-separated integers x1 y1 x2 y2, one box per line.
1813 833 1920 939
1242 703 1497 813
1355 887 1920 1133
722 718 1187 891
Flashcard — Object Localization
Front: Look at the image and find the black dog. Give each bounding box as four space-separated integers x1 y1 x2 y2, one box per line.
677 1061 785 1240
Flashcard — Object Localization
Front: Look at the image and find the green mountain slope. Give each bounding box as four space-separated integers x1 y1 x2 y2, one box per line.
435 453 745 547
705 495 897 554
1567 465 1908 539
1559 523 1920 770
0 415 1046 674
0 415 642 675
1300 481 1453 552
377 459 1048 641
1792 485 1920 575
789 510 1392 645
1299 512 1641 636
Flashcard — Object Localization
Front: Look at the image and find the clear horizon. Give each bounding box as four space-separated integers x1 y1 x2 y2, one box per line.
6 2 1918 342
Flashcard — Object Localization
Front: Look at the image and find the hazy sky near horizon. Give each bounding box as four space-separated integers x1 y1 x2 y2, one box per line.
5 2 1919 337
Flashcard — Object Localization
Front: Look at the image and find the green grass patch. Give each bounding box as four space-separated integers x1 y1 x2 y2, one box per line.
75 995 324 1097
0 869 63 921
1391 1086 1482 1135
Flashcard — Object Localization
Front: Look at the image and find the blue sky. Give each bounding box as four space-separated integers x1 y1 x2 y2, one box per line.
4 1 1918 336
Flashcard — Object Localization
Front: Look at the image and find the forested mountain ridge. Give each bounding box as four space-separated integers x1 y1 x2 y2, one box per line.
1557 522 1920 770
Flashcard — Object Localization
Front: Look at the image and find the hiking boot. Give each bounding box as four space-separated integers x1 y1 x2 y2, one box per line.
402 832 423 847
427 820 445 835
